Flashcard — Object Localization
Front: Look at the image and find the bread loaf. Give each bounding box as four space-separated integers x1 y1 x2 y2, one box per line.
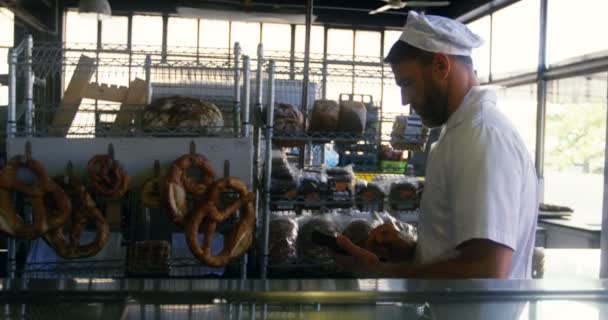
309 100 339 132
273 102 304 147
338 100 367 133
143 96 224 134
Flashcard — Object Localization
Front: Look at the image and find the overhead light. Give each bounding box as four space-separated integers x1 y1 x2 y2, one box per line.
78 0 112 20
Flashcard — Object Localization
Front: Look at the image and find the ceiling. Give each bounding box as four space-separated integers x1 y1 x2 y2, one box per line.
6 0 515 36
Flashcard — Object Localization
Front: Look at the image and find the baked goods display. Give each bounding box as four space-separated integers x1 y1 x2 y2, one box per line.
273 102 305 147
185 176 255 267
342 219 374 248
309 100 340 132
267 214 298 264
45 174 109 259
143 96 224 133
164 153 215 225
87 154 130 198
337 100 367 133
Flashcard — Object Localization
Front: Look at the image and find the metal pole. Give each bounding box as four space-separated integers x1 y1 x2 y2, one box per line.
299 0 314 170
243 56 251 137
144 55 152 104
535 0 548 199
261 60 275 279
253 44 264 235
601 64 608 279
256 44 264 108
24 35 33 137
234 42 242 136
7 49 17 138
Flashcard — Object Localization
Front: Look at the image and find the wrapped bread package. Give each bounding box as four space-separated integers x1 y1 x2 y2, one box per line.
273 103 305 147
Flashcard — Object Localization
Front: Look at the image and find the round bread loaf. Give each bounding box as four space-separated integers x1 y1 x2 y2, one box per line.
309 100 339 132
338 100 367 133
268 217 298 264
273 102 304 147
143 96 224 134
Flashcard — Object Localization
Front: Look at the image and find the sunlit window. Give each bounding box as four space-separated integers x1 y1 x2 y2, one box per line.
101 16 128 47
0 8 13 106
167 17 198 54
355 30 381 59
544 73 608 225
327 28 354 59
295 25 324 60
491 0 540 78
547 0 608 65
199 19 230 49
495 84 537 158
262 23 291 53
230 21 261 57
132 15 163 48
467 16 491 83
65 10 98 48
383 30 401 58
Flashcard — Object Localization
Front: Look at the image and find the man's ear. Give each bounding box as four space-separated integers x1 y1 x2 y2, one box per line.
432 53 451 81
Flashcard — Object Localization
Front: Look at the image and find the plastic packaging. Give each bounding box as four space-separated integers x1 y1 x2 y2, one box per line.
298 168 328 208
267 212 299 265
355 181 385 211
296 213 341 262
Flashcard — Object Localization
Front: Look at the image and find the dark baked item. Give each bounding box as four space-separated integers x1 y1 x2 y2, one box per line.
338 100 366 133
297 216 339 261
342 219 374 248
309 100 339 132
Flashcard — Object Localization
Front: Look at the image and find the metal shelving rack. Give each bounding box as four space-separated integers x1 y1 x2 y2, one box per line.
4 35 257 281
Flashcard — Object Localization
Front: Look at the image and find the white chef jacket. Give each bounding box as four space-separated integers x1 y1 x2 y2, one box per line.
416 86 539 279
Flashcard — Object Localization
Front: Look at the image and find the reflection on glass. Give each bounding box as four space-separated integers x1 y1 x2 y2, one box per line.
495 84 537 158
101 16 128 46
491 0 540 78
547 0 608 65
132 15 163 47
199 20 230 49
167 17 198 53
262 23 291 52
0 8 14 46
467 16 491 82
544 73 608 224
230 21 261 57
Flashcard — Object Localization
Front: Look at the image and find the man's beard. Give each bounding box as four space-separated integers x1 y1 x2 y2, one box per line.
414 83 449 128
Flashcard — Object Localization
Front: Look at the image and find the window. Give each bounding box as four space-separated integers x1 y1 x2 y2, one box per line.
0 8 13 106
199 19 230 49
101 16 128 47
467 16 491 83
132 15 163 47
495 84 537 158
355 31 381 59
167 17 198 53
262 23 291 52
491 0 540 78
327 28 354 59
65 10 98 47
230 21 261 57
383 30 401 58
544 73 608 225
547 0 608 65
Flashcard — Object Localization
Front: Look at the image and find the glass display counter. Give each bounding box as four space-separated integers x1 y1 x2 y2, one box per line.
1 278 607 319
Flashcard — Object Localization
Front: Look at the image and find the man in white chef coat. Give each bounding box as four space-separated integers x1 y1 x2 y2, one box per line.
335 11 539 279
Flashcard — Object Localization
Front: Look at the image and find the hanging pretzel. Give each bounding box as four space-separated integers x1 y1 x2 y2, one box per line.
0 157 70 239
141 161 163 208
164 154 215 225
87 154 130 198
185 177 255 268
44 175 109 258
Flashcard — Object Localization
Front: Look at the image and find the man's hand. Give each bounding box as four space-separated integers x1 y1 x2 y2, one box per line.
366 224 416 262
334 235 382 277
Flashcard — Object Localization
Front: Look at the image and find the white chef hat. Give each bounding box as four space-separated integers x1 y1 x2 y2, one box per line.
399 11 483 56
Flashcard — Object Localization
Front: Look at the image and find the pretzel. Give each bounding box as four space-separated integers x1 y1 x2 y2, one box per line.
44 175 109 258
87 155 130 198
141 174 163 208
185 177 255 268
0 157 70 239
165 154 215 225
